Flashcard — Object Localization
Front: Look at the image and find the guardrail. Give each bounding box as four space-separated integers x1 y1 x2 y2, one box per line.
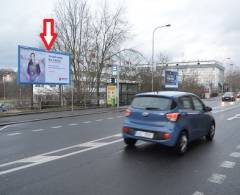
0 99 111 116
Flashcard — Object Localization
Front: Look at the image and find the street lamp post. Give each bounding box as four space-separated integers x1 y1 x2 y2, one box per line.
151 24 171 91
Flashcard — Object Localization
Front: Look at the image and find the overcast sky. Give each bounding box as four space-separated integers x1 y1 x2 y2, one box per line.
0 0 239 69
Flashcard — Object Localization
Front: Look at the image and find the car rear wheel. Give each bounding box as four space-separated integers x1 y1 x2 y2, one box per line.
206 124 215 141
124 138 137 147
175 132 188 155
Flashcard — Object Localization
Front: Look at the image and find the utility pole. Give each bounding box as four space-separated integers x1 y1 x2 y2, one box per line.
116 55 120 109
151 24 171 91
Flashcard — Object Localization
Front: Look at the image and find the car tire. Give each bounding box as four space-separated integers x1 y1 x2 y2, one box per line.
175 132 188 155
124 138 137 147
206 124 215 141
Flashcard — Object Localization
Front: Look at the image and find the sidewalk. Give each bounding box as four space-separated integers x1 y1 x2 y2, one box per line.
0 106 127 126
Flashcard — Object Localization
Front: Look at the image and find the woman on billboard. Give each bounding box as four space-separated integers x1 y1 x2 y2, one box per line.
27 52 41 82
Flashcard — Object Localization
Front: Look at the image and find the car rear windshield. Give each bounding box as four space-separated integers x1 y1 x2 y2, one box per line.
131 96 173 110
224 92 233 96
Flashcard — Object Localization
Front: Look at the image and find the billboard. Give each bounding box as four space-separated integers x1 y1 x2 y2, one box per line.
18 45 70 84
107 84 116 106
164 69 178 88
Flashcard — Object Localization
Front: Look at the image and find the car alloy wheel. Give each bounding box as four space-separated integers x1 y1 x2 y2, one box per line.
176 133 188 155
180 135 188 152
206 124 215 141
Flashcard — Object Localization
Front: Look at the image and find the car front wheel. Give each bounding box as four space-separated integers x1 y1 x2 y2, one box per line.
124 138 137 147
175 132 188 155
206 124 215 141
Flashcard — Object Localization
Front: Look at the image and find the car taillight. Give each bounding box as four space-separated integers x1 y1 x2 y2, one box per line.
166 113 180 122
122 127 130 133
124 108 132 117
162 133 172 139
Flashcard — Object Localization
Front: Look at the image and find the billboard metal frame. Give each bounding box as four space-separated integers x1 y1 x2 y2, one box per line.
18 45 71 85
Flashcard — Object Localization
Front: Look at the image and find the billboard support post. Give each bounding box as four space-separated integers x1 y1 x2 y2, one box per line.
30 84 33 109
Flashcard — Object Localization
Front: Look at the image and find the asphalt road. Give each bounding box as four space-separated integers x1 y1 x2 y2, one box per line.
0 98 240 195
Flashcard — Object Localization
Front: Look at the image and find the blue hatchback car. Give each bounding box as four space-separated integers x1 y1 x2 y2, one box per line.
122 91 215 154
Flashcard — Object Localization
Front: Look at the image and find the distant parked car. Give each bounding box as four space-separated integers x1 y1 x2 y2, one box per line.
0 104 8 112
222 92 236 101
236 92 240 99
122 91 215 155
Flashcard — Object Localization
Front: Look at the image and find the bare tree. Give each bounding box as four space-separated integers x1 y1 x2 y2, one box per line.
54 0 94 105
225 67 240 92
136 52 171 92
91 2 129 105
54 0 129 106
116 49 146 82
179 71 205 97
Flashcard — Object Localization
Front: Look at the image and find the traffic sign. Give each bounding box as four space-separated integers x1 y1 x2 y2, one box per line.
112 65 117 76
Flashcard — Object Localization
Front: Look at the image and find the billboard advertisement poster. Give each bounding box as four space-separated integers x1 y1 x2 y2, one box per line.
165 69 178 88
107 84 116 106
18 45 70 85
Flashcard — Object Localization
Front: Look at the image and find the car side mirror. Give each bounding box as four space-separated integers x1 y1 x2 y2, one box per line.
204 106 212 112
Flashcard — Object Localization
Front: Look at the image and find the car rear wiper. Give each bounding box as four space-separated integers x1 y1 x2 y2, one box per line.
145 107 161 110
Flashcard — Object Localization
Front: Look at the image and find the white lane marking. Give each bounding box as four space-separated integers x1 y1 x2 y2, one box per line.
0 125 10 132
7 133 21 136
193 191 204 195
117 116 123 118
236 145 240 150
68 123 78 126
212 110 224 114
227 114 240 121
32 129 45 132
0 133 122 176
95 119 103 122
107 117 113 119
51 126 62 129
220 161 236 168
211 104 240 114
18 155 59 163
208 173 226 184
82 121 91 124
230 152 240 158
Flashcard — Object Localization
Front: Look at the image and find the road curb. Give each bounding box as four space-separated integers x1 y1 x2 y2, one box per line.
0 108 126 127
0 107 115 118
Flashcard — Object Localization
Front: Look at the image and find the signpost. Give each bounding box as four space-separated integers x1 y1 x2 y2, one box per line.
164 69 178 89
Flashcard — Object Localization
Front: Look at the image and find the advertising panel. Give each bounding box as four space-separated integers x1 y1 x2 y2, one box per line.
107 84 116 106
18 45 70 84
165 69 178 88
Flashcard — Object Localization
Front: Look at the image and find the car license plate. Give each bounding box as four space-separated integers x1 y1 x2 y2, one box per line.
135 131 154 139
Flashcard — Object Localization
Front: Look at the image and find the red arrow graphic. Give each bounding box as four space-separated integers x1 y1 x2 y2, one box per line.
40 19 57 51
